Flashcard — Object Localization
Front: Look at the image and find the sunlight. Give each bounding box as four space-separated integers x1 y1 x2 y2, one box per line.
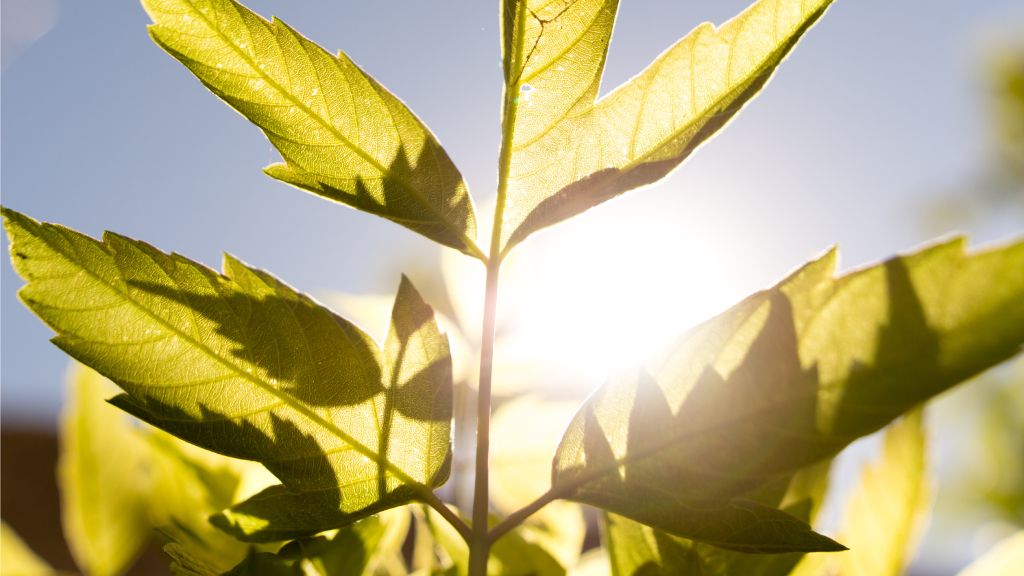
457 206 749 395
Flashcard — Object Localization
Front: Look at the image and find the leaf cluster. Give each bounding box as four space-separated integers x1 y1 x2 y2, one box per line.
2 0 1023 574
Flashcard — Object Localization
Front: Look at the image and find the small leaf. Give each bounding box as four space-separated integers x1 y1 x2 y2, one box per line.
2 208 452 543
0 522 55 576
59 364 151 576
141 0 481 256
554 237 1024 552
275 513 395 576
956 532 1024 576
498 0 832 253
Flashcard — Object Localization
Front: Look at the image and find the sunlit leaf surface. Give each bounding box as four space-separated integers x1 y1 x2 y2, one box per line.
141 0 480 255
555 237 1024 552
59 364 151 576
498 0 832 253
0 522 55 576
2 208 452 542
604 460 833 575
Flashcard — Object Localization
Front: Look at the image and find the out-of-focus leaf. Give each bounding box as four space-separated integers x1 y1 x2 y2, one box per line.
491 397 585 568
424 508 565 576
59 364 151 576
555 237 1024 552
140 0 480 256
0 522 55 576
224 551 301 576
570 549 610 576
837 408 931 576
957 532 1024 576
2 209 452 543
276 513 392 575
497 0 832 253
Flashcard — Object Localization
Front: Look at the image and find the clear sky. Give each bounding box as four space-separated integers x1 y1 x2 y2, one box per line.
2 0 1023 570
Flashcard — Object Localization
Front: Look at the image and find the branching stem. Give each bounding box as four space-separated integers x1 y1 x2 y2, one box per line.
421 489 472 542
487 487 563 544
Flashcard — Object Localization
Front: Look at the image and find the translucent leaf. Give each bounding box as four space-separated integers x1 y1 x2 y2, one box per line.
836 408 931 576
0 522 55 576
2 208 452 543
141 0 481 256
59 364 151 576
603 461 833 575
497 0 832 253
957 532 1024 576
554 237 1024 552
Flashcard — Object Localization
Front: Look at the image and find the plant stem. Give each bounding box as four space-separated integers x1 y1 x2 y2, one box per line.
487 487 562 544
468 254 501 575
421 489 472 542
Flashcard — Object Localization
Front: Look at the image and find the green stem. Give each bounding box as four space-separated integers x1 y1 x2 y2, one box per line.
421 489 472 542
487 487 562 544
468 255 501 575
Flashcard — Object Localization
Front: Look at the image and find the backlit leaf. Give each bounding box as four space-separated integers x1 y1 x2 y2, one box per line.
141 0 481 256
2 208 452 543
59 364 151 576
497 0 832 253
554 237 1024 552
0 522 55 576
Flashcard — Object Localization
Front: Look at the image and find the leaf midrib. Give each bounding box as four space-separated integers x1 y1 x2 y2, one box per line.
160 0 483 259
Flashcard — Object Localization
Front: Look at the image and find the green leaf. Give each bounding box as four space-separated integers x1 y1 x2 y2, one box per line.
274 513 396 576
59 364 151 576
603 461 833 575
141 0 481 257
0 522 55 576
2 208 453 543
554 237 1024 552
957 532 1024 576
835 408 931 576
497 0 832 254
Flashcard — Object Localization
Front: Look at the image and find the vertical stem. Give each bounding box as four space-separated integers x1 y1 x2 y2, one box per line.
468 255 501 576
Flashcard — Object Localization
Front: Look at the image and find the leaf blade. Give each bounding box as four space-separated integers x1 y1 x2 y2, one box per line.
2 208 453 542
553 237 1024 552
499 0 833 253
141 0 481 255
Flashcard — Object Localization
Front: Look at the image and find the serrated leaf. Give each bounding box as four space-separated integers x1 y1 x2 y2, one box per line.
2 208 452 543
603 461 833 576
497 0 832 253
141 0 481 256
554 237 1024 552
59 364 151 576
0 522 55 576
957 532 1024 576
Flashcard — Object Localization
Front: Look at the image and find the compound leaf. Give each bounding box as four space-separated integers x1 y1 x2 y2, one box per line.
141 0 481 256
2 208 452 542
554 237 1024 552
59 364 151 576
498 0 832 253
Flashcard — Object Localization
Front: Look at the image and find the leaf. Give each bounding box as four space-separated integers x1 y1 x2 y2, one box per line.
835 408 932 576
2 208 453 542
553 237 1024 552
956 532 1024 576
59 364 151 576
0 522 55 576
274 513 396 576
497 0 832 254
141 0 481 256
603 460 833 575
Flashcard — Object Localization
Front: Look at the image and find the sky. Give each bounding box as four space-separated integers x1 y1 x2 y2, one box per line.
2 0 1023 571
